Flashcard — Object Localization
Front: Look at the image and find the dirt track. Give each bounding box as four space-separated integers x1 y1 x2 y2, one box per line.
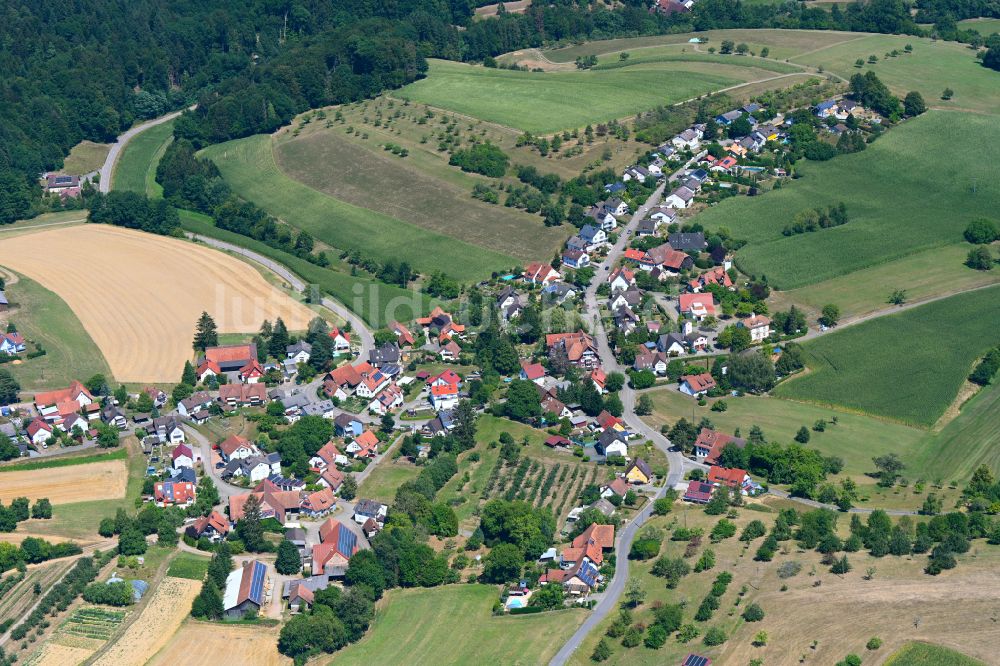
0 224 314 382
0 459 127 504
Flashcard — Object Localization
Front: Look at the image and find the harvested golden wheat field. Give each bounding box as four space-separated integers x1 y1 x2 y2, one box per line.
30 641 97 666
0 460 127 504
92 576 201 666
148 621 289 666
0 224 313 382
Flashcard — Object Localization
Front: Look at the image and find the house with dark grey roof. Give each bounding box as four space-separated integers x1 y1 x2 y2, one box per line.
668 232 707 251
369 342 401 368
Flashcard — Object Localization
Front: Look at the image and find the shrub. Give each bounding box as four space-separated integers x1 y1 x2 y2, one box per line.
866 637 883 650
703 627 727 646
777 561 802 579
742 603 765 622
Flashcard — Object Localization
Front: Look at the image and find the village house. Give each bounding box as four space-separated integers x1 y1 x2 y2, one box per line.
657 333 687 356
523 262 561 286
177 391 213 419
438 340 461 361
171 443 194 469
625 458 653 484
318 466 345 492
217 382 267 408
708 465 755 495
328 328 351 354
229 482 302 523
218 434 259 462
495 286 524 324
238 359 265 384
201 343 257 375
334 414 364 438
608 267 636 294
634 347 669 374
635 217 658 237
646 243 694 274
693 427 747 465
310 440 349 470
578 224 607 250
586 206 617 230
540 560 601 596
185 511 230 542
671 128 702 151
224 452 281 483
369 383 404 416
416 306 465 342
101 403 127 430
668 232 707 251
223 560 269 619
0 332 26 355
595 428 628 459
649 206 678 226
34 380 94 424
26 418 52 446
368 342 401 368
312 518 361 578
683 479 715 504
152 415 185 444
154 480 196 507
546 332 599 370
600 477 629 499
562 248 590 269
428 370 461 412
689 266 733 292
300 487 337 517
678 293 717 321
286 341 312 365
346 430 380 458
680 373 717 397
389 321 415 348
738 314 772 343
353 499 388 526
43 174 82 198
663 185 696 209
519 360 546 385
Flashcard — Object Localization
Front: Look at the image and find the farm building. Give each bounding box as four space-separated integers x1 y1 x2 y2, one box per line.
223 560 269 619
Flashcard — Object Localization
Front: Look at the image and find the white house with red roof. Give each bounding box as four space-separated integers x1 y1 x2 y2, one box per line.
239 359 265 384
171 443 194 469
678 293 717 321
218 434 259 462
389 321 415 347
0 332 26 355
346 430 380 458
310 441 348 469
607 267 636 294
26 418 53 446
329 328 351 354
34 380 93 423
738 315 772 343
154 480 196 507
523 262 561 286
707 465 754 494
519 360 546 385
680 373 717 397
196 360 221 383
369 383 404 416
428 370 461 411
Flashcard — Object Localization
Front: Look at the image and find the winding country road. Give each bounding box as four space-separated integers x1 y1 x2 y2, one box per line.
98 108 189 193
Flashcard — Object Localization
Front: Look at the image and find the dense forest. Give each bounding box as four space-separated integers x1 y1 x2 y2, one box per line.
1 0 998 224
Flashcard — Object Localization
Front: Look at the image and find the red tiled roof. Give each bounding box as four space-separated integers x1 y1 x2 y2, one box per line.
354 430 379 449
204 344 255 364
694 428 746 465
303 487 336 512
520 361 546 381
708 465 747 488
681 373 716 392
35 380 91 407
572 523 615 550
679 293 717 315
390 321 414 345
219 434 253 456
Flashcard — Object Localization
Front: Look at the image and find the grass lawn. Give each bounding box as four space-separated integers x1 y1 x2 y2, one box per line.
0 272 113 391
774 243 1000 321
544 29 860 63
201 134 520 282
23 440 146 541
957 17 1000 35
397 59 744 134
641 388 924 478
792 34 1000 116
334 584 585 665
774 286 1000 427
61 140 111 175
909 381 1000 484
166 551 211 581
274 121 565 263
593 48 802 74
358 461 421 504
112 119 174 196
0 448 127 472
884 642 985 666
697 111 1000 290
178 210 430 327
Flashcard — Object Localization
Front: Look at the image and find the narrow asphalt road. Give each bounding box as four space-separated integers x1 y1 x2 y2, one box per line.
186 233 375 360
98 108 190 193
551 178 693 666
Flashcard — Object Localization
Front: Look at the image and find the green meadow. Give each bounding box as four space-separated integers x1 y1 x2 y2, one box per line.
698 111 1000 290
884 642 985 666
112 119 174 196
774 286 1000 427
334 584 585 665
397 59 744 133
201 134 520 282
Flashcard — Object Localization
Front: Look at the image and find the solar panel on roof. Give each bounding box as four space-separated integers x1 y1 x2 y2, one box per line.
337 526 358 557
683 655 710 666
248 562 266 604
